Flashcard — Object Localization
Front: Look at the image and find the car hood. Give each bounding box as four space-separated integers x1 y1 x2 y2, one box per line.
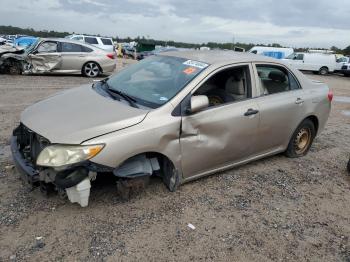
21 85 149 144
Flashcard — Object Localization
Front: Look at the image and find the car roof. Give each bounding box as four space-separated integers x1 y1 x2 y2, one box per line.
38 37 105 50
159 50 279 65
70 34 112 39
41 37 84 43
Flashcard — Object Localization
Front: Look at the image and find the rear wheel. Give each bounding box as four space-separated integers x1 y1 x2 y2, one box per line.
82 62 100 77
319 67 329 75
347 158 350 173
285 119 316 158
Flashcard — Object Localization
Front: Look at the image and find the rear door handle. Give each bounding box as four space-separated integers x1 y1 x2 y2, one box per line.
244 108 259 116
295 98 304 104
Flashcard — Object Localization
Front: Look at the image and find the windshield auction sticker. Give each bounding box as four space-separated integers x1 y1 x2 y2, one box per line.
183 60 208 69
183 67 197 75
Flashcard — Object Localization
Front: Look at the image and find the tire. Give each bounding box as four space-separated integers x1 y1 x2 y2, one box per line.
162 159 179 192
82 62 101 77
207 89 234 106
54 168 88 189
319 67 329 75
347 158 350 173
285 119 316 158
3 59 22 75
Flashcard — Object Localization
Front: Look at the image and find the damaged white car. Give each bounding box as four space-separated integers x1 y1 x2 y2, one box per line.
11 51 331 207
0 38 116 77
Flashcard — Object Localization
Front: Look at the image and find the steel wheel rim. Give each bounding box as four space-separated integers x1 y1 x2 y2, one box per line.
294 127 311 154
209 96 223 106
84 63 99 77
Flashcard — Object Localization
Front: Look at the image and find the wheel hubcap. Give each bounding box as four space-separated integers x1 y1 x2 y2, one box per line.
294 127 311 154
84 63 99 77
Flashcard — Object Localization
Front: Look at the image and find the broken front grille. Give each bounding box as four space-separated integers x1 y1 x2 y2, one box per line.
13 123 50 167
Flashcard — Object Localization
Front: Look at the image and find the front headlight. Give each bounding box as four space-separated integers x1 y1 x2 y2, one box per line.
36 144 104 167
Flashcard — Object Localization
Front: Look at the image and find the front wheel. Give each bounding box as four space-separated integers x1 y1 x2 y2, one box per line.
285 119 316 158
82 62 100 77
347 158 350 173
319 67 329 75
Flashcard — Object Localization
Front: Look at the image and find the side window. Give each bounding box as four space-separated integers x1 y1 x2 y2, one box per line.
81 46 93 52
37 42 57 53
194 65 251 107
295 54 304 60
101 38 113 45
256 65 300 95
85 37 98 44
61 42 82 52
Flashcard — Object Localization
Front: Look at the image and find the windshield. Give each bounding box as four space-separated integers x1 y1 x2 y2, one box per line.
285 53 296 59
106 56 208 108
24 38 40 54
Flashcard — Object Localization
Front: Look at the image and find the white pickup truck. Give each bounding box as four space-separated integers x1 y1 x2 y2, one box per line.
336 56 350 72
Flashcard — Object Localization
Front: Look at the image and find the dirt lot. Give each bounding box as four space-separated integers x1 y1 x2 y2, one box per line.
0 63 349 261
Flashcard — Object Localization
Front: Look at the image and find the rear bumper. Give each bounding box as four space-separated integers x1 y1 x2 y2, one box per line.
10 136 40 186
101 60 116 74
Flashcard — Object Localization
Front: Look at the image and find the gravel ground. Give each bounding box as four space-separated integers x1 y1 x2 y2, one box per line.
0 62 349 261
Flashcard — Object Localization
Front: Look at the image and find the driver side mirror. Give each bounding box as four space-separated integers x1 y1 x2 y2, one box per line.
187 95 209 114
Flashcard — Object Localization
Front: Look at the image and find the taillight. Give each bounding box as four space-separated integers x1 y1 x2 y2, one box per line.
106 53 115 59
328 90 333 102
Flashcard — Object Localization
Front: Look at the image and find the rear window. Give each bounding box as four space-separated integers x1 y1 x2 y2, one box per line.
81 46 93 52
61 42 82 52
85 37 98 45
101 38 113 45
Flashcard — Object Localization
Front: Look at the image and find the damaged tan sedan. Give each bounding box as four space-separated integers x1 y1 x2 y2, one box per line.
0 38 116 77
11 51 332 206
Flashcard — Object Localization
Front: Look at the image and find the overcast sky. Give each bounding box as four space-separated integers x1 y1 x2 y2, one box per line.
0 0 349 48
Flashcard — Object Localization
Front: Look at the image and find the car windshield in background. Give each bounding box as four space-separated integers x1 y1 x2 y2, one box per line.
106 56 209 108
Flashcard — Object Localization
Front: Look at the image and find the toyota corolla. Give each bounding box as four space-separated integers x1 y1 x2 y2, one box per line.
11 51 332 206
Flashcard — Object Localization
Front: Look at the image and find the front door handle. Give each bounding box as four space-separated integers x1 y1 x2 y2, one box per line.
244 108 259 116
295 98 304 105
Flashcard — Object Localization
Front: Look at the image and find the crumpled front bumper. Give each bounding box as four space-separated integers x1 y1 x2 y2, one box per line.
10 136 40 187
10 135 112 207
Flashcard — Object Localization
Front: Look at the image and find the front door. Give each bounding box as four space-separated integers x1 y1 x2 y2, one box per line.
28 41 62 72
179 64 260 178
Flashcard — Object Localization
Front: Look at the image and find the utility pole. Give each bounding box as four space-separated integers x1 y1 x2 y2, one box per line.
232 34 235 50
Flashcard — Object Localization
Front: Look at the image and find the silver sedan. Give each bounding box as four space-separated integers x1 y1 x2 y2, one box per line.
2 38 116 77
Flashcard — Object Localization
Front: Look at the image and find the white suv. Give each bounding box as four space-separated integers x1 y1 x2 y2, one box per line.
65 34 115 52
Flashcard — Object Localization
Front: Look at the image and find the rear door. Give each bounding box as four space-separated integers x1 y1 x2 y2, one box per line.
59 41 92 72
252 63 305 153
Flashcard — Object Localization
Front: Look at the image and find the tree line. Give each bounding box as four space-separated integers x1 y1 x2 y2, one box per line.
1 25 350 55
